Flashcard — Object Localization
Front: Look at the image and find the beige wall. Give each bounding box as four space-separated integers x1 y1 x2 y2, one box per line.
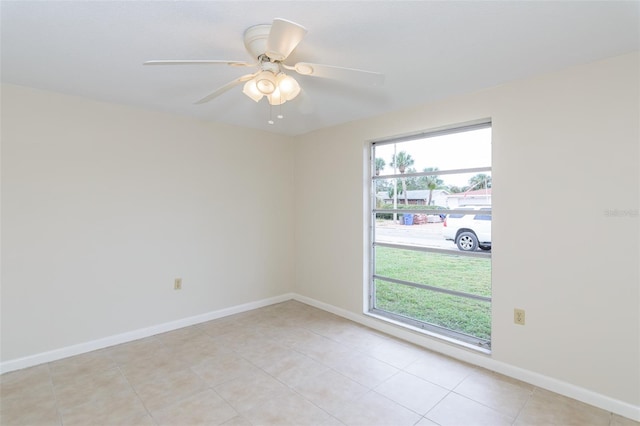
1 85 295 361
1 52 638 411
293 52 639 406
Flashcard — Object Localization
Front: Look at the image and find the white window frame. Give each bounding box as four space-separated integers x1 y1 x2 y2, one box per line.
368 120 492 350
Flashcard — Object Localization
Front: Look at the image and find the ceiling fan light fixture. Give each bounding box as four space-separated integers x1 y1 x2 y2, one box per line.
277 74 301 101
242 79 264 102
267 87 286 106
144 17 385 115
255 71 277 94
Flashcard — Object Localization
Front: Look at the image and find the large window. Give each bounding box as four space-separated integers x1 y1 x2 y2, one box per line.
369 121 492 349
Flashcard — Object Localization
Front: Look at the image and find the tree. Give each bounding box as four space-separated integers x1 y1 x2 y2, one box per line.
390 151 414 174
467 174 492 190
375 158 386 176
387 180 403 199
405 167 422 190
421 167 444 205
391 151 414 205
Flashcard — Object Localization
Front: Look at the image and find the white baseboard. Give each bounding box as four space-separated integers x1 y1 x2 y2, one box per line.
292 294 640 422
0 293 295 375
1 292 638 421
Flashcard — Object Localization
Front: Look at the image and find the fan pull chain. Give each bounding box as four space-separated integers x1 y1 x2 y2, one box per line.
277 101 284 120
268 102 274 125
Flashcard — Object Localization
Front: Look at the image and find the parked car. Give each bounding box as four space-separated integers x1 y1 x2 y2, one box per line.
443 206 491 251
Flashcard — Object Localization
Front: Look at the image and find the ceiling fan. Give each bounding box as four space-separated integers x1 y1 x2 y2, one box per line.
143 18 384 107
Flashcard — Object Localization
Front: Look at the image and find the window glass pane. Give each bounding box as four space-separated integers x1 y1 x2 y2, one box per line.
374 173 491 206
374 212 451 251
374 279 491 342
374 127 491 177
374 177 454 207
374 247 491 297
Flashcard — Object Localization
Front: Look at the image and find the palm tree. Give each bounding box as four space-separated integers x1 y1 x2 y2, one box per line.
390 151 414 174
421 167 444 205
391 151 414 205
467 174 492 190
375 158 386 176
405 167 421 190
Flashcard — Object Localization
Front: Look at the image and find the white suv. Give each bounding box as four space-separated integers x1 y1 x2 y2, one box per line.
443 206 491 251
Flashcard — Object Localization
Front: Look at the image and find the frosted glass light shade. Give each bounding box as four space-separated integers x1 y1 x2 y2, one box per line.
255 71 277 94
244 71 301 105
267 87 286 105
242 79 264 102
277 74 301 101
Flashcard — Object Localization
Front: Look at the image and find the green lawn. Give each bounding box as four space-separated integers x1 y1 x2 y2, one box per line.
374 246 492 341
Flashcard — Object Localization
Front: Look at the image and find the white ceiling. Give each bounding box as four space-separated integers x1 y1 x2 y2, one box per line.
2 1 638 136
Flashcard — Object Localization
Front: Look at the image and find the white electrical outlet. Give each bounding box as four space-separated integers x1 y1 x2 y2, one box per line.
174 278 182 290
514 308 525 325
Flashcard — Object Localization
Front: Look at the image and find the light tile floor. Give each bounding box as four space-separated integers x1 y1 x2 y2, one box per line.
1 300 638 426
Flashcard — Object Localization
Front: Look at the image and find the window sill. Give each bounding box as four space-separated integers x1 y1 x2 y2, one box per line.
365 310 492 355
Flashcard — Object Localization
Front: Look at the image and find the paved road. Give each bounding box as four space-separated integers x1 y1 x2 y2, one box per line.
374 222 457 250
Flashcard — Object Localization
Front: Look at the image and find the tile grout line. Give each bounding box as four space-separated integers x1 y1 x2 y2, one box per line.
509 384 536 426
114 363 160 426
45 362 64 426
232 335 349 425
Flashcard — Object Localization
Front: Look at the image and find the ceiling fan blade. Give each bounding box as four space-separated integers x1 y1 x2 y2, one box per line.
282 62 384 86
194 73 257 105
284 62 384 86
266 18 308 61
144 60 255 67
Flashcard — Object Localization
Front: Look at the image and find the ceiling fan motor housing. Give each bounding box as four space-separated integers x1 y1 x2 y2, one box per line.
243 24 272 60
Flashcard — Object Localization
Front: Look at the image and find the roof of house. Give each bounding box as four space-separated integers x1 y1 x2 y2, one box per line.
448 188 492 197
